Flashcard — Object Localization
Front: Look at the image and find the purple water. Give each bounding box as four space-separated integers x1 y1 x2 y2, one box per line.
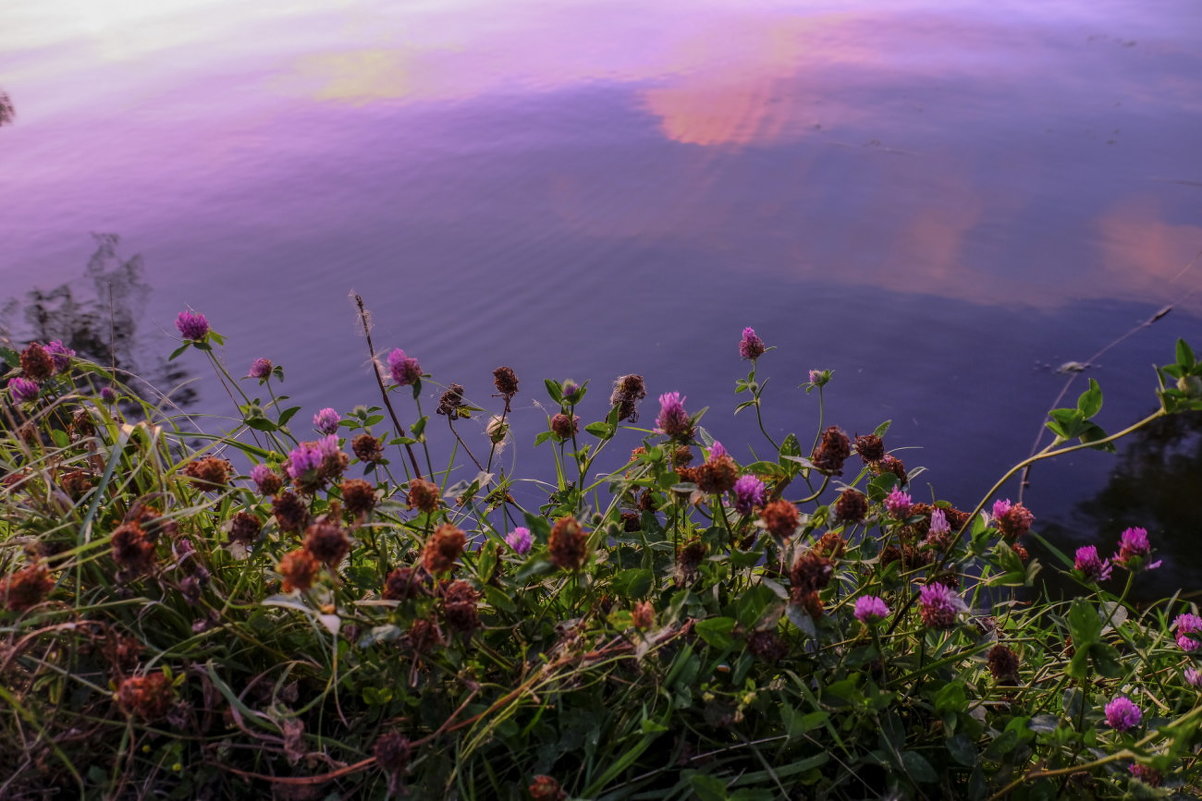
2 0 1201 589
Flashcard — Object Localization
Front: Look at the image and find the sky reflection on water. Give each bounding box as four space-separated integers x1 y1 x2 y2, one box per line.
1 0 1200 579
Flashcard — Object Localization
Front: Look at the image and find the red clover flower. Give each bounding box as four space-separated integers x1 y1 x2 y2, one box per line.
1173 613 1202 652
313 407 341 435
732 474 766 514
45 340 75 371
1104 695 1142 731
387 348 422 386
1113 526 1161 571
175 309 209 341
1073 545 1112 582
248 358 273 379
1186 667 1202 688
709 441 728 460
918 582 966 629
505 526 532 555
885 488 912 519
655 392 692 439
739 327 766 360
8 377 39 404
854 595 889 624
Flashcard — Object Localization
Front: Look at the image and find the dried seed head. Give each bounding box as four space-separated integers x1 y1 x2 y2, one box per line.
383 567 426 601
303 521 351 566
19 343 55 381
747 630 788 662
406 478 442 514
987 644 1020 684
529 775 567 801
228 511 262 547
760 499 800 540
813 531 846 559
811 426 852 474
834 488 868 523
550 413 579 441
631 601 655 630
111 523 157 577
407 617 443 653
548 516 589 571
436 383 466 419
341 478 377 517
422 524 466 575
59 469 93 500
492 366 519 398
853 434 885 463
789 552 833 596
278 548 320 592
373 731 412 775
440 580 480 632
182 457 233 490
352 432 385 463
874 454 908 484
694 455 738 494
0 562 54 613
272 491 310 534
116 672 175 721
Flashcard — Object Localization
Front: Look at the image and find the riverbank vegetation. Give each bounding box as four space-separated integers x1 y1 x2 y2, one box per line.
2 304 1200 799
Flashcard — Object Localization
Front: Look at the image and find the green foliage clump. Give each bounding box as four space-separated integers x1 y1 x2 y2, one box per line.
1 313 1201 800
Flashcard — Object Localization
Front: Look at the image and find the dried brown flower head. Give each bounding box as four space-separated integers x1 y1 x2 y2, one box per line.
492 366 519 398
182 457 233 489
834 488 868 523
422 524 466 575
19 343 54 381
853 433 885 463
304 521 351 566
874 454 908 484
407 617 444 653
440 579 480 632
0 562 54 612
116 672 175 721
747 630 788 662
676 539 707 585
694 455 738 495
548 516 588 571
272 491 310 534
59 469 93 500
529 775 567 801
383 566 426 601
373 731 412 775
341 478 377 517
789 552 833 596
436 383 467 419
631 600 655 631
811 426 852 475
813 531 846 559
406 478 442 514
278 548 320 592
111 522 157 577
352 433 385 463
987 643 1020 684
760 499 800 540
550 413 579 441
228 511 262 546
611 374 647 423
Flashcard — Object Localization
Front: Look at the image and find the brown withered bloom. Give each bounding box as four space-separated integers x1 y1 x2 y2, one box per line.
874 454 908 484
69 408 96 440
548 516 588 571
676 539 707 584
529 775 567 801
352 433 385 463
834 488 868 523
116 673 175 721
272 491 310 534
631 600 655 630
813 531 846 559
670 445 693 468
637 489 658 512
19 343 55 381
341 478 377 517
811 426 852 474
59 469 93 500
881 545 902 567
747 630 788 663
1012 544 1029 562
987 644 1020 684
492 366 519 399
440 580 480 633
383 567 426 601
278 548 320 592
228 511 262 547
610 374 647 422
182 457 232 489
103 635 143 678
111 522 157 576
694 455 738 494
304 521 351 566
373 731 412 776
790 552 833 596
0 562 54 613
795 590 824 619
760 499 800 540
549 413 579 441
853 434 885 463
407 617 444 653
621 511 641 532
406 478 441 514
436 383 467 419
422 524 466 575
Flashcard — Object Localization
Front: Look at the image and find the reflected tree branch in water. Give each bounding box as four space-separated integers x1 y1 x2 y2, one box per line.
0 234 196 412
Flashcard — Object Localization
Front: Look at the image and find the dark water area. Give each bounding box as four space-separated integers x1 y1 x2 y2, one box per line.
2 0 1200 594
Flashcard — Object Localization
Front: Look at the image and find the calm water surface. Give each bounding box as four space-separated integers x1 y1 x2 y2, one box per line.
2 0 1200 590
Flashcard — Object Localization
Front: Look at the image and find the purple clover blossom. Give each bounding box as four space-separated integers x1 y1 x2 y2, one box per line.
1113 526 1162 571
1186 667 1202 688
929 509 951 536
709 441 729 460
739 327 766 360
1173 613 1202 652
100 386 117 404
991 498 1013 520
732 474 766 514
250 464 278 494
45 340 75 371
918 582 966 629
8 377 39 404
1074 545 1113 583
313 407 341 435
1104 696 1142 732
285 442 325 481
854 595 890 624
387 348 422 386
655 392 692 438
248 358 273 379
175 309 209 341
885 488 912 519
808 369 830 388
505 526 532 555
